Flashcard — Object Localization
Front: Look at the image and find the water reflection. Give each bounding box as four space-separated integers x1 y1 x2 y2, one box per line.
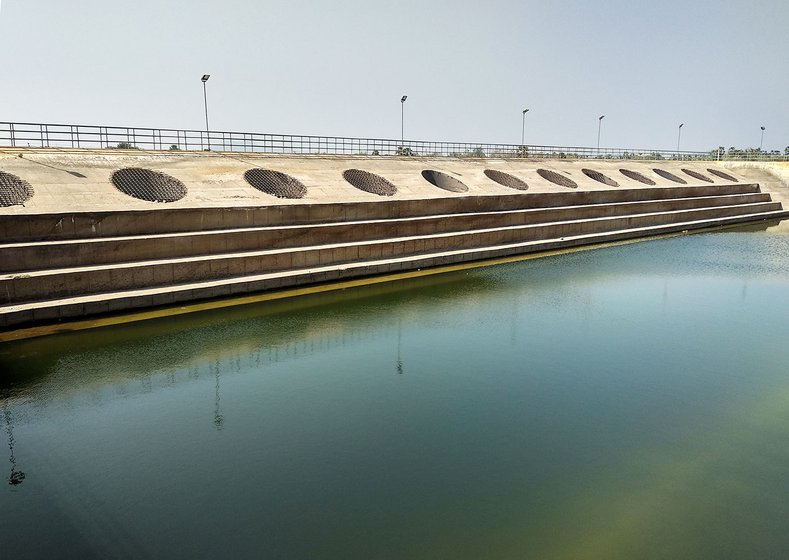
0 228 788 560
213 360 224 430
3 404 24 486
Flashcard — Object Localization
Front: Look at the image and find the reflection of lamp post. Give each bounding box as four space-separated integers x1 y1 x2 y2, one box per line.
760 126 765 151
400 95 407 146
597 115 605 152
213 361 224 430
3 403 25 486
677 123 684 153
521 108 529 146
396 317 404 375
201 74 211 150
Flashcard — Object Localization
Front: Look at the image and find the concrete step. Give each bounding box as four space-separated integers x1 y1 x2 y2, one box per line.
0 193 777 272
1 202 783 305
0 183 762 242
1 208 785 329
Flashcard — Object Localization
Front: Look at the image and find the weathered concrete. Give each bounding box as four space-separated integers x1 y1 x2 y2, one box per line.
0 148 786 330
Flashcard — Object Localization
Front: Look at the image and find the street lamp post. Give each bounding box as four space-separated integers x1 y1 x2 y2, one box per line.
677 123 684 153
401 95 407 146
201 74 210 150
521 108 529 146
760 126 765 151
597 115 605 153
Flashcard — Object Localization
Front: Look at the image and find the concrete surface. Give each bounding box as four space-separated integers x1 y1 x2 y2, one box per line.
1 148 786 330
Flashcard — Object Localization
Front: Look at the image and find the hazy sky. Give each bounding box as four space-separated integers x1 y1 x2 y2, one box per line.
1 0 787 152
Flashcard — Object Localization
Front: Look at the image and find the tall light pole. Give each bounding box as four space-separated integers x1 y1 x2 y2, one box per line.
521 108 529 146
201 74 210 150
677 123 684 152
760 126 765 151
597 115 605 152
400 95 407 146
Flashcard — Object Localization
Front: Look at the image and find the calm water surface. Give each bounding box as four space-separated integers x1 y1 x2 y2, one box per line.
2 227 789 559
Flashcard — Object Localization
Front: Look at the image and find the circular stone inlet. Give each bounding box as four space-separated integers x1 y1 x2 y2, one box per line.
537 169 577 189
342 169 397 196
244 169 307 199
484 169 528 191
681 169 714 183
111 168 187 203
706 168 738 182
582 168 619 187
619 169 656 185
0 170 34 207
421 170 468 193
652 168 687 184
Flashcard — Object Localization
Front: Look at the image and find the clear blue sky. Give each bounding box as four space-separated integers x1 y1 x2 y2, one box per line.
1 0 787 152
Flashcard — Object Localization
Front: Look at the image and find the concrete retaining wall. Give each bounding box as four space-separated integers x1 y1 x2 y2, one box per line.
1 150 787 330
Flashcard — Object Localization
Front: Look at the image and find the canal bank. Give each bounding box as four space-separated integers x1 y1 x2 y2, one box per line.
1 149 787 330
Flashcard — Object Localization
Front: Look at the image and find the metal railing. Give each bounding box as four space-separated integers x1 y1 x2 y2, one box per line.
1 121 786 162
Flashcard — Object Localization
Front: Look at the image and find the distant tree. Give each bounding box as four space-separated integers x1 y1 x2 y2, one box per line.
115 142 138 149
785 146 789 156
396 146 414 156
169 144 180 151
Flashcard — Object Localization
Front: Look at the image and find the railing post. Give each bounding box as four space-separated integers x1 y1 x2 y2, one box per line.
10 123 15 147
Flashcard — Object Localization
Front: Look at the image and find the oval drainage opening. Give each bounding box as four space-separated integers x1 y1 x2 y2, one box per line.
244 169 307 199
537 169 577 189
342 169 397 196
111 168 187 202
582 168 619 187
0 170 35 207
682 169 714 183
652 168 687 184
484 169 528 191
421 170 468 193
706 168 738 182
619 169 656 185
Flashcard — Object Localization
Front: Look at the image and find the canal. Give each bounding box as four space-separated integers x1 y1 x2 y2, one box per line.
2 225 789 559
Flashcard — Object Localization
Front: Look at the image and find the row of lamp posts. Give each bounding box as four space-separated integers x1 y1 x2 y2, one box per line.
199 76 770 156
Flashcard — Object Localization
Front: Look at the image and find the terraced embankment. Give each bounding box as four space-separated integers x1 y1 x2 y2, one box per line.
0 149 786 329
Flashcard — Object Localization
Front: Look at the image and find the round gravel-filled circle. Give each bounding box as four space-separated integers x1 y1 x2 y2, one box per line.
652 168 687 184
582 168 619 187
244 169 307 199
342 169 397 196
706 168 738 182
0 170 34 206
484 169 528 191
537 169 578 189
682 169 714 183
619 169 656 185
111 168 187 202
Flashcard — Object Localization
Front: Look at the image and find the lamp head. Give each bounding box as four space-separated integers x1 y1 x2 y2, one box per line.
761 126 766 131
523 108 529 114
201 74 210 82
599 115 605 121
401 95 407 103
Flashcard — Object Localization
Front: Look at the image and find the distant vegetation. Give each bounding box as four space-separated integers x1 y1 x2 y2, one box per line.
114 142 138 150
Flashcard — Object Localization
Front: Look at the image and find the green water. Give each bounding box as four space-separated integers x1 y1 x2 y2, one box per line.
2 227 789 560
